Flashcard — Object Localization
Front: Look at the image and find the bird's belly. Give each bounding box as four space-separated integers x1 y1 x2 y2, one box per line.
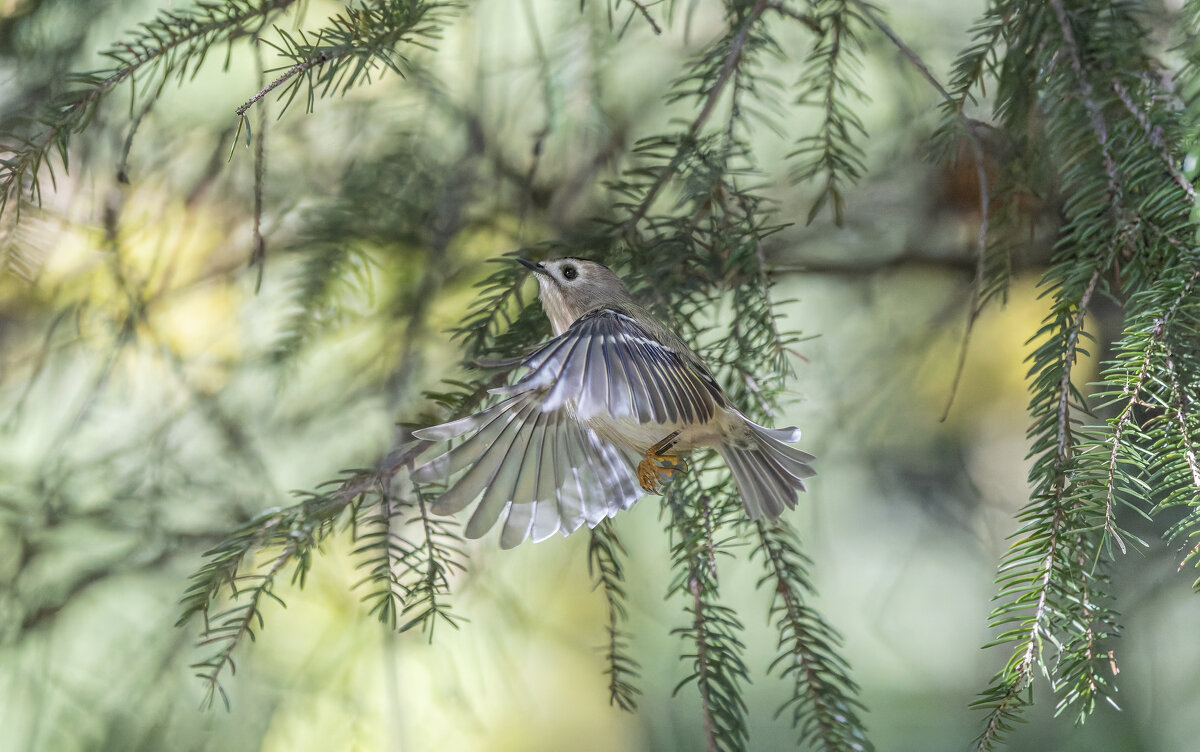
582 410 725 454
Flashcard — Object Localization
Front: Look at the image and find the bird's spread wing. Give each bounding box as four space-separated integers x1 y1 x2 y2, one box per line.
493 308 725 424
411 308 721 547
411 393 640 547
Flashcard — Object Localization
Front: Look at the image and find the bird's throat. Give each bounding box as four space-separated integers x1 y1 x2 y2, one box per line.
537 284 581 336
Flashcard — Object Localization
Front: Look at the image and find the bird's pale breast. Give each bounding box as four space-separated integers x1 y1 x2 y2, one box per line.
581 406 735 455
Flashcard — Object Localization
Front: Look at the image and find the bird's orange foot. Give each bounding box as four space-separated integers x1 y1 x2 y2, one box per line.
636 452 688 494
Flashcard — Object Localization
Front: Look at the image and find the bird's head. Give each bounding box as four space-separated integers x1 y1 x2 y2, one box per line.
517 257 634 335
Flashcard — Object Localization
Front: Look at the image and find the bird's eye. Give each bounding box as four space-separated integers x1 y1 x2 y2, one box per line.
562 265 578 281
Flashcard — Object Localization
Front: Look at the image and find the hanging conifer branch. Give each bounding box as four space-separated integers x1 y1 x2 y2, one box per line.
754 521 872 752
790 0 871 225
0 0 299 221
667 480 749 752
588 521 643 712
621 0 770 232
969 0 1200 744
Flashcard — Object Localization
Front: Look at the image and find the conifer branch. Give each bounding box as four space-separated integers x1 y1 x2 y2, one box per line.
588 522 642 711
1048 0 1120 197
692 576 719 752
755 521 872 752
254 1 461 117
1110 79 1198 201
0 0 298 220
192 541 294 710
353 486 411 629
622 0 769 231
178 443 439 696
624 0 663 35
852 1 992 419
765 3 820 33
667 479 749 752
1166 348 1200 497
790 0 871 225
1102 267 1200 554
969 0 1190 738
397 485 465 637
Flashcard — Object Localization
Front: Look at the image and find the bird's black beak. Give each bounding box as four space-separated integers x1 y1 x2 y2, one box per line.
516 257 546 275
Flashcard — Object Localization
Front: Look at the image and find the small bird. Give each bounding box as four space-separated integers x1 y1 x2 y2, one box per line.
411 257 815 548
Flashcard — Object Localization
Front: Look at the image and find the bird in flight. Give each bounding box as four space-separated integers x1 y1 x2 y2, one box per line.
411 258 815 548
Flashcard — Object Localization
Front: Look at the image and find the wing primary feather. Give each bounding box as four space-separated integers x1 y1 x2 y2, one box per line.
564 425 607 526
462 400 541 537
497 410 550 547
411 401 519 482
606 443 641 511
630 338 680 423
602 331 636 419
431 397 537 516
585 430 640 517
555 421 588 535
611 334 655 423
500 502 533 549
528 411 562 543
412 396 517 442
509 410 547 506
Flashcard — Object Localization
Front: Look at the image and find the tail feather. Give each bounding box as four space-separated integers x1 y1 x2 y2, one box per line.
720 422 816 521
721 448 780 520
745 420 803 443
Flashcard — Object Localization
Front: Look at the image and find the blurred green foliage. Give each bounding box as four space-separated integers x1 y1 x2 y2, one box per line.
5 1 1200 751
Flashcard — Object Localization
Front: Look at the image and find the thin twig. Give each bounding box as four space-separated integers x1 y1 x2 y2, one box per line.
1111 78 1198 201
691 576 718 752
251 47 268 291
975 684 1026 751
1048 0 1121 199
235 50 331 117
626 0 663 35
765 2 821 32
1057 269 1102 465
856 4 953 103
756 522 842 747
852 2 993 421
623 0 769 231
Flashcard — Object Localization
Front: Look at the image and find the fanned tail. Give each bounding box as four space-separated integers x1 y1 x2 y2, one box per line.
718 419 815 521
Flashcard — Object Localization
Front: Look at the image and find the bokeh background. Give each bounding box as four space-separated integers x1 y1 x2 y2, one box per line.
2 0 1199 750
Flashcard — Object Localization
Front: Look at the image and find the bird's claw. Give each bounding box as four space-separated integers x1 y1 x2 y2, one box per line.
637 452 688 494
